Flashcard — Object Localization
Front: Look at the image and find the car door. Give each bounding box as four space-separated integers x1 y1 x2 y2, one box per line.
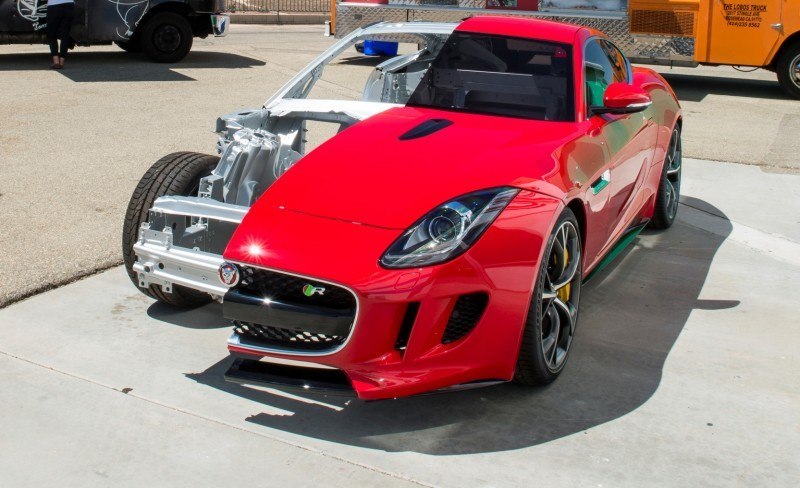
583 37 655 256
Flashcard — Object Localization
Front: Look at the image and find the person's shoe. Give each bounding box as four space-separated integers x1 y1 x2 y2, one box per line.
51 63 62 69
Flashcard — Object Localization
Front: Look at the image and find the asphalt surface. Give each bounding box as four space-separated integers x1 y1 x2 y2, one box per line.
0 24 799 486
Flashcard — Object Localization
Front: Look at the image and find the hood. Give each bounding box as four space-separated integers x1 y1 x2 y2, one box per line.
252 106 581 230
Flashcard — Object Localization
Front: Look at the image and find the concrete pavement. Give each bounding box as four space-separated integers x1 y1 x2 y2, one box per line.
1 159 798 487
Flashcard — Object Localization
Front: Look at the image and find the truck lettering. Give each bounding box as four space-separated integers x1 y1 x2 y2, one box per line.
723 2 768 28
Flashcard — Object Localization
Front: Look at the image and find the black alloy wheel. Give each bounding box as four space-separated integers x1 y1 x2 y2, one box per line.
515 208 582 385
650 126 682 230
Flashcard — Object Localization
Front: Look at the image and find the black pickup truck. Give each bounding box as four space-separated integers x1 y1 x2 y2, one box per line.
0 0 228 62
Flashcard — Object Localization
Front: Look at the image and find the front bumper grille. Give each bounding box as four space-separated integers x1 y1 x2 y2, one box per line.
225 266 357 354
239 267 356 311
233 320 345 351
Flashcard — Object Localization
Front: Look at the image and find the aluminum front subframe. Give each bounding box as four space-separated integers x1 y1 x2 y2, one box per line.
132 196 247 299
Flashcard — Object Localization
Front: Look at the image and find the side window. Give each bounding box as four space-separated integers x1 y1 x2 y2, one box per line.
583 38 628 111
601 40 628 84
584 39 614 109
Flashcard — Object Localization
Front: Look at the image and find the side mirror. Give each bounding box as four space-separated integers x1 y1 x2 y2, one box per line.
591 82 652 115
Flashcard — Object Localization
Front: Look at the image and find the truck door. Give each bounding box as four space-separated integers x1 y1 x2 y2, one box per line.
5 0 47 33
704 0 783 66
1 0 88 41
87 0 150 42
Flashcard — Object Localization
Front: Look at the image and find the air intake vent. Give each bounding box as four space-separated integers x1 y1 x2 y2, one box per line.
442 293 488 344
395 302 420 351
630 10 696 37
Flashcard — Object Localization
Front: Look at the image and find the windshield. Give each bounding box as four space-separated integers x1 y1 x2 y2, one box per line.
407 32 574 121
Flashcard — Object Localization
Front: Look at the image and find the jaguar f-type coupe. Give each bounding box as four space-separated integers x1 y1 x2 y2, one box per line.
124 16 682 399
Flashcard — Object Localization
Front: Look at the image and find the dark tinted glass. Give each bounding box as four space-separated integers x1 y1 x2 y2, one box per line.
408 32 574 121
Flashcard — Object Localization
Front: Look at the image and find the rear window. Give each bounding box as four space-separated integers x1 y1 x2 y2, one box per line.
408 32 574 121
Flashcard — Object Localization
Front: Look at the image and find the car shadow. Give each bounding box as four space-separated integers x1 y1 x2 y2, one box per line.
0 50 266 82
147 301 226 329
658 72 787 102
179 197 734 455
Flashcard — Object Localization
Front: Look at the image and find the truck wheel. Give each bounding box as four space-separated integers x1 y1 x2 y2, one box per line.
123 152 219 308
777 41 800 99
140 12 193 63
115 40 142 53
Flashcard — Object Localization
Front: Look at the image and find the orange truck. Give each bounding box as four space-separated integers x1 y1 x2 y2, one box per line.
334 0 800 98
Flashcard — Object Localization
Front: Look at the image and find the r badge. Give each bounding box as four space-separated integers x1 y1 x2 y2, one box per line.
302 284 325 297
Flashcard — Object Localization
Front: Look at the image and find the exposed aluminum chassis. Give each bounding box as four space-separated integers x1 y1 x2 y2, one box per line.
132 22 455 301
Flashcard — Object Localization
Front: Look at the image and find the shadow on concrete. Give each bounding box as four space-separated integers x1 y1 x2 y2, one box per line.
660 72 786 102
0 50 266 82
335 55 390 67
181 197 734 455
147 301 226 329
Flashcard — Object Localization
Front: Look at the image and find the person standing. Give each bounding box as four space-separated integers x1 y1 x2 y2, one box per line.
46 0 75 69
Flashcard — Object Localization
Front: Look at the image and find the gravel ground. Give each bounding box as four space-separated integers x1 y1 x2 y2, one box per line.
1 24 798 307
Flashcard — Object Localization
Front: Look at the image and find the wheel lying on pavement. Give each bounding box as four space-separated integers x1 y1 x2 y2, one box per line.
122 152 219 307
515 207 583 385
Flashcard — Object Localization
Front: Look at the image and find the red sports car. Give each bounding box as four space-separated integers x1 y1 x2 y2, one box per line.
125 17 682 400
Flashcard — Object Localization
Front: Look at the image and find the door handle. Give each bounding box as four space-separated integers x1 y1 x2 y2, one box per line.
591 170 611 195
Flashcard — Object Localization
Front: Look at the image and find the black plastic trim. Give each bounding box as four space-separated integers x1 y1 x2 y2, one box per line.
224 358 356 397
399 119 453 140
223 289 354 337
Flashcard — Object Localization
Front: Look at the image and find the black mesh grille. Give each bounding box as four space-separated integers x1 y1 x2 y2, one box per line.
232 266 356 352
442 293 489 344
238 267 355 311
234 320 345 351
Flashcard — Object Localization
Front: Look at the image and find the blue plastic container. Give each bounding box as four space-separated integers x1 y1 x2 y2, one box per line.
363 40 399 57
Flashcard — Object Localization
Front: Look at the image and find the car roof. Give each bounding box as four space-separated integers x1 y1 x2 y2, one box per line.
455 16 588 45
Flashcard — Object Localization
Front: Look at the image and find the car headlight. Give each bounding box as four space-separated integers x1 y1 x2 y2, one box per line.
380 187 520 268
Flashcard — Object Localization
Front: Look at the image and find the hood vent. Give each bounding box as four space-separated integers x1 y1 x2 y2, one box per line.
399 119 454 141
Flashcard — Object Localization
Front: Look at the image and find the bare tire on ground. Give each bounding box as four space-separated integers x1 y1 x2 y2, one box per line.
776 41 800 99
140 12 193 63
122 152 219 307
114 40 141 53
649 125 682 230
515 208 583 385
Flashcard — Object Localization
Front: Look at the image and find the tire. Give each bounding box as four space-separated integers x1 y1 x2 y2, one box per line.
515 208 583 385
140 12 193 63
122 152 219 307
115 40 142 53
649 125 682 230
777 42 800 99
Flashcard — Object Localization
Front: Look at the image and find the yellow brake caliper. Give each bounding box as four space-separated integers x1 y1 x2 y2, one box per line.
556 248 571 302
